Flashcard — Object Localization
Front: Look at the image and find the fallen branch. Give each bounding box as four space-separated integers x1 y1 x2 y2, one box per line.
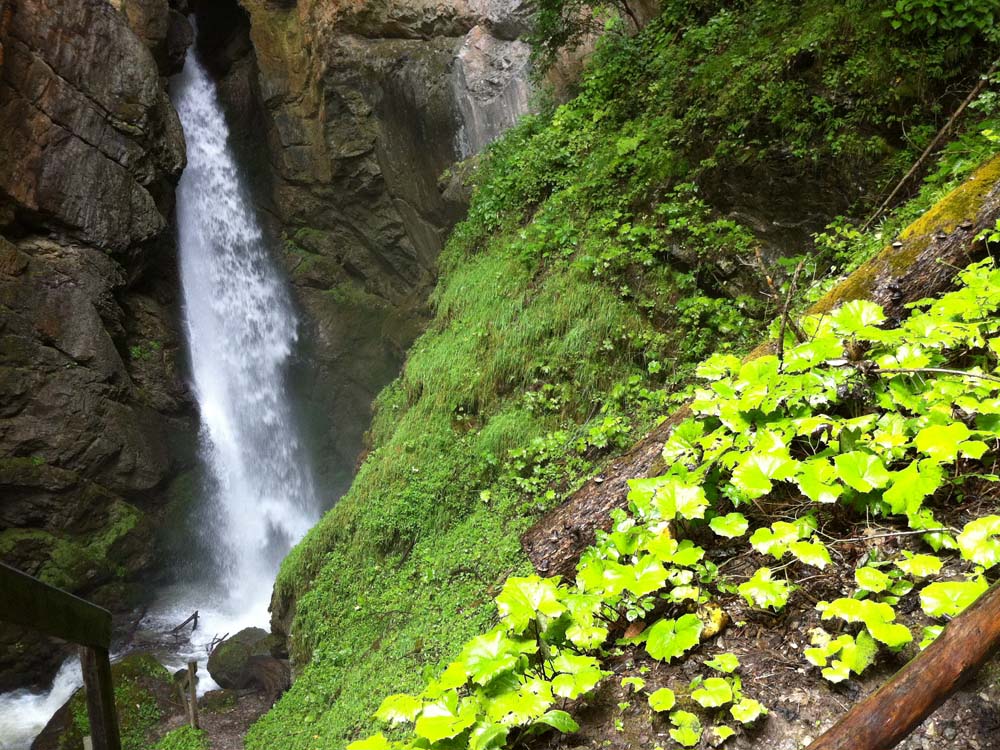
861 61 998 232
806 580 1000 750
169 611 199 634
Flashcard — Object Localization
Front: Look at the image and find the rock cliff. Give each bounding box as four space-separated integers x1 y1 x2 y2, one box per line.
0 0 196 689
195 0 536 499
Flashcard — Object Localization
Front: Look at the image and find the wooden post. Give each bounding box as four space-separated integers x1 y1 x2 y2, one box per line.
186 661 199 729
806 580 1000 750
80 646 121 750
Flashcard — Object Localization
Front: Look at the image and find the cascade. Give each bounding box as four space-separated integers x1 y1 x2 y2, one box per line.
0 39 319 750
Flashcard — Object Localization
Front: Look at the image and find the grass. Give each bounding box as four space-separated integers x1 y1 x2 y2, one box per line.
246 2 1000 748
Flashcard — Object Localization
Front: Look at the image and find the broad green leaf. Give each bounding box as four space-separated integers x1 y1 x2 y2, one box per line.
790 539 832 569
626 555 669 597
732 452 796 499
919 625 943 650
697 353 742 380
956 516 1000 568
645 614 704 662
669 710 703 747
347 734 391 750
460 629 533 685
730 698 767 724
830 299 885 334
710 512 749 538
894 552 942 578
648 687 676 712
551 653 606 699
920 576 989 618
532 710 579 734
425 661 469 696
496 576 566 633
749 521 800 558
704 653 740 673
883 461 943 515
709 725 737 744
738 568 793 610
866 620 912 649
914 422 971 462
486 677 553 725
620 676 645 692
855 566 891 593
415 693 478 742
833 451 890 493
692 677 733 707
470 724 509 750
795 458 843 504
375 693 422 724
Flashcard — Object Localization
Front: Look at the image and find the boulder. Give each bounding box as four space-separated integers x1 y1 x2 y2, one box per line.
207 627 291 693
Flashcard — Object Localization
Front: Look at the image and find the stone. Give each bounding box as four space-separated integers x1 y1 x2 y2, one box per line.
207 627 291 691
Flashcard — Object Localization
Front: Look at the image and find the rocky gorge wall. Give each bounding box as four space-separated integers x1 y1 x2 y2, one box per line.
0 0 197 689
197 0 538 499
0 0 543 691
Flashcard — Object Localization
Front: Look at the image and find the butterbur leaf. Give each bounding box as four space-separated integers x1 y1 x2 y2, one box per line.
956 516 1000 568
833 451 890 493
730 698 767 724
920 577 989 618
705 653 740 673
919 626 943 650
414 692 478 742
732 453 796 499
692 677 733 707
913 422 971 463
460 629 532 685
620 677 645 692
347 734 391 750
749 521 801 558
697 353 742 380
883 461 943 515
648 687 676 712
830 300 885 334
645 614 704 662
470 724 509 750
789 539 831 569
375 693 422 724
710 512 749 538
669 710 703 747
855 566 891 593
496 576 566 633
738 568 793 610
532 710 579 734
709 725 737 744
796 459 842 504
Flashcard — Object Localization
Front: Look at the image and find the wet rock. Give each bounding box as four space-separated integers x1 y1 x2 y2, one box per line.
208 627 291 694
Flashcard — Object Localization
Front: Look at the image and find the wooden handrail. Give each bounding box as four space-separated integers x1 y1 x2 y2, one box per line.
0 562 121 750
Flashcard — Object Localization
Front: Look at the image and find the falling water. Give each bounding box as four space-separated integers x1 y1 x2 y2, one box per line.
170 43 318 614
0 36 319 750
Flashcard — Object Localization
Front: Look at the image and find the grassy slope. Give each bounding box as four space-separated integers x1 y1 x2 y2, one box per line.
247 2 999 748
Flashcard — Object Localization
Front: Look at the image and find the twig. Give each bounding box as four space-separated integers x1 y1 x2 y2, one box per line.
834 528 952 543
878 367 1000 384
778 258 806 365
861 61 999 232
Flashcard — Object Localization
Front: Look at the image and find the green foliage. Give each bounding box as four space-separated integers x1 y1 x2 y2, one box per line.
153 727 210 750
884 0 1000 44
249 2 1000 748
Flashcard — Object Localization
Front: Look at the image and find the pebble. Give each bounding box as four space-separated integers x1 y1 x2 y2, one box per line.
943 726 956 740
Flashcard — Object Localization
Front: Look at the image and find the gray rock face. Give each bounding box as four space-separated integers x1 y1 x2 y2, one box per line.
0 0 195 690
204 0 536 504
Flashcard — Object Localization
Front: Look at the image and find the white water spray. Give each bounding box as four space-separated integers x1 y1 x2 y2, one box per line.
171 42 318 616
0 38 319 750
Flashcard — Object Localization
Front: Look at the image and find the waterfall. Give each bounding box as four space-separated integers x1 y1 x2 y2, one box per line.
169 45 318 616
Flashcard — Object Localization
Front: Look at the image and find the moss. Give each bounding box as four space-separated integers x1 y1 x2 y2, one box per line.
60 654 172 750
153 727 210 750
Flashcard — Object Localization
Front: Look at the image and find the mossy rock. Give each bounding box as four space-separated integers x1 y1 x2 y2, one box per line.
207 627 271 689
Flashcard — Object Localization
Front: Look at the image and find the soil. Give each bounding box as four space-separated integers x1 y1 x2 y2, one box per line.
154 691 274 750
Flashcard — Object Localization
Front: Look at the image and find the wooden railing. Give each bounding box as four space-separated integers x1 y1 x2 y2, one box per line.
0 562 121 750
